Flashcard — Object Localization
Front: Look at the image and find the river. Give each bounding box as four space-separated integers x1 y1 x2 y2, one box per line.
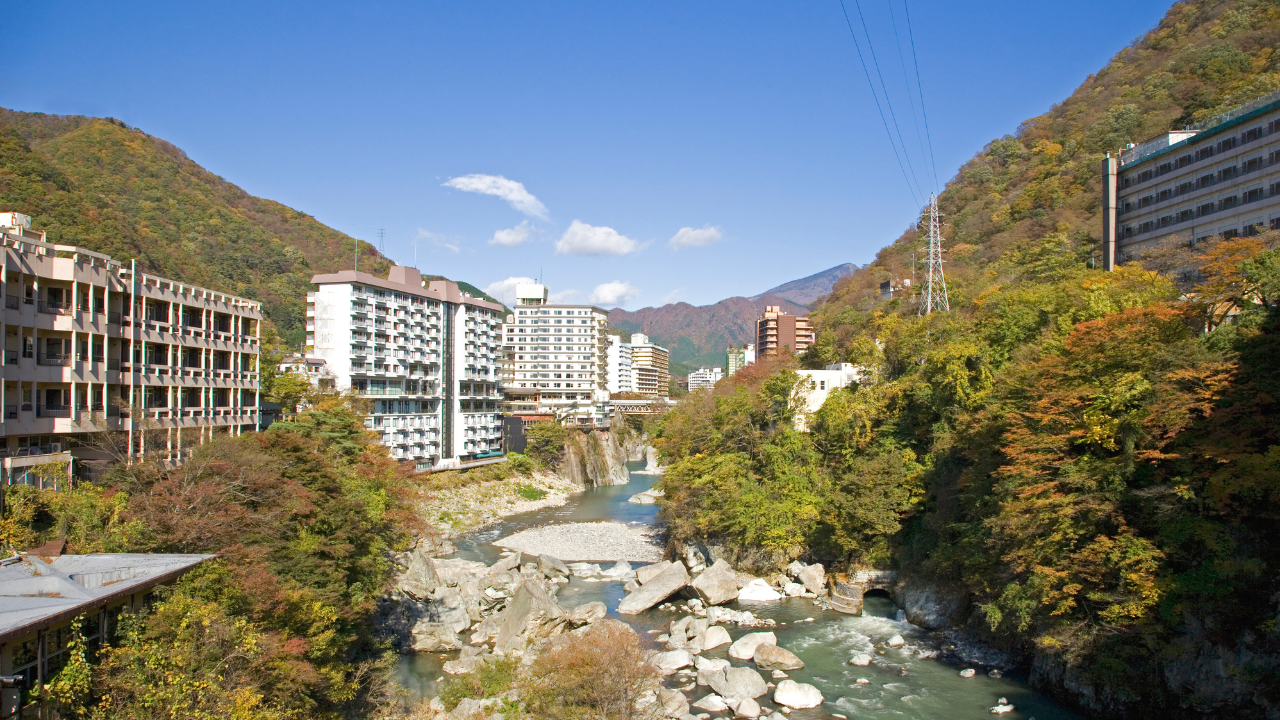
398 461 1087 720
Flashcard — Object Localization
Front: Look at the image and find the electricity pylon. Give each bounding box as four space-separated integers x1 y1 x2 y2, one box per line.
918 193 949 315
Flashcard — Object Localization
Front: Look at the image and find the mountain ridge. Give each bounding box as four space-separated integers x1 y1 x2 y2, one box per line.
752 262 858 307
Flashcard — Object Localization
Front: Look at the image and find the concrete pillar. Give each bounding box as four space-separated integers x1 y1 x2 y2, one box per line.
1102 152 1119 271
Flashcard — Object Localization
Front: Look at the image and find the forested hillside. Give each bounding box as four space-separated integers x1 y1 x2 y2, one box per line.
0 109 392 346
653 0 1280 716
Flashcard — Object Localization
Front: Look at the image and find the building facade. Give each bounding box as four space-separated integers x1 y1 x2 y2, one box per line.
307 265 504 469
1103 90 1280 268
627 332 670 397
794 363 865 431
498 283 611 427
726 343 755 376
2 214 262 485
605 334 633 394
756 305 814 357
687 366 724 392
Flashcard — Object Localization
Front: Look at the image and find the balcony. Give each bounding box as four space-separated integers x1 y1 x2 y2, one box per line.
36 405 72 418
37 353 71 367
4 295 18 310
38 299 72 315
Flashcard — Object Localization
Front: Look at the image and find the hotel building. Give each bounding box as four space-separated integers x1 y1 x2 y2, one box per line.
498 283 610 427
1103 90 1280 268
1 213 262 485
627 333 670 397
756 305 814 357
307 265 504 469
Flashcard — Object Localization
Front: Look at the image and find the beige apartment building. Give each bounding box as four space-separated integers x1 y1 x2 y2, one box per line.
756 305 814 357
1 213 262 484
628 333 670 396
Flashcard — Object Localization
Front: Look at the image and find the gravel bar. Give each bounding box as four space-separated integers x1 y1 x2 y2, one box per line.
494 521 664 562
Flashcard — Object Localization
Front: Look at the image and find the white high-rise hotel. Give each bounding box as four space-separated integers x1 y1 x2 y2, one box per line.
307 266 504 469
499 283 610 426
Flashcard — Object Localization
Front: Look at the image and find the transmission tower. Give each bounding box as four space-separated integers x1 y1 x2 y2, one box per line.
378 228 385 255
918 193 949 315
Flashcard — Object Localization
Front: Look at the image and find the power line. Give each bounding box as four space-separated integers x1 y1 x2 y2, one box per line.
837 0 922 207
850 0 927 202
887 0 932 194
901 0 940 191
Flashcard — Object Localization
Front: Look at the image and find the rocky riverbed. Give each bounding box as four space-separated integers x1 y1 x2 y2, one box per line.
494 521 664 562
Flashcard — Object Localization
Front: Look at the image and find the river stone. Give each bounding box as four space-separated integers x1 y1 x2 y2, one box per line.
783 582 805 597
753 644 804 671
886 634 905 647
737 579 783 602
692 694 729 712
538 554 569 577
734 697 762 718
692 559 740 606
959 668 976 678
628 492 658 504
659 688 691 718
849 652 873 666
601 560 633 579
434 557 489 587
695 656 731 685
618 562 690 614
492 580 567 652
797 563 826 595
398 547 440 600
654 649 695 674
431 587 472 633
492 551 522 573
688 618 709 637
637 561 674 585
567 601 606 626
410 621 462 652
708 666 768 700
671 615 694 639
785 560 806 578
729 632 777 660
773 680 823 709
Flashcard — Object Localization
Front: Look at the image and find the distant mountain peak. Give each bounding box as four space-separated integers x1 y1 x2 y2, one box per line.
752 263 858 307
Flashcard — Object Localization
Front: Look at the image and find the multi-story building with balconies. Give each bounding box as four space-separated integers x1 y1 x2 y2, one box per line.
1102 89 1280 268
756 305 814 357
627 333 670 397
498 283 611 427
1 213 262 485
307 265 504 469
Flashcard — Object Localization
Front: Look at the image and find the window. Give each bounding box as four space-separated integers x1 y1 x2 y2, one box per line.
1196 146 1215 162
1217 137 1238 153
1244 187 1265 203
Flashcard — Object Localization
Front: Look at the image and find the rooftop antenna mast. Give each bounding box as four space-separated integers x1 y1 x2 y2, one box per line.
918 193 949 315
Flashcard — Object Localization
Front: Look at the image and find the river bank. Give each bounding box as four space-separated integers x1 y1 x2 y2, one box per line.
415 469 581 540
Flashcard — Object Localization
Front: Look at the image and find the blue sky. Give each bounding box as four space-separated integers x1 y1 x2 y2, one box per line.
3 1 1173 308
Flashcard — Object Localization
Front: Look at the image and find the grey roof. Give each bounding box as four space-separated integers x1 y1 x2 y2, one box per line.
0 553 214 644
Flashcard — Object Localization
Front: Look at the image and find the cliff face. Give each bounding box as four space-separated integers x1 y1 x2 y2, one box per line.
558 430 630 488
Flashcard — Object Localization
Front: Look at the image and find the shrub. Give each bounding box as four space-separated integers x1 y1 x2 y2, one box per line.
524 422 568 468
506 453 535 475
438 657 520 711
515 484 547 501
521 620 658 720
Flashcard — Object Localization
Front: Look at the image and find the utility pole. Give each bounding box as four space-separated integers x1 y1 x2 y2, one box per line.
918 193 949 316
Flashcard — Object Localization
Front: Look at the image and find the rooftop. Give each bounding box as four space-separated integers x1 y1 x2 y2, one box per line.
0 553 214 644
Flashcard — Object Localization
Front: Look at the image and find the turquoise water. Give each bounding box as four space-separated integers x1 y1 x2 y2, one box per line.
397 463 1087 720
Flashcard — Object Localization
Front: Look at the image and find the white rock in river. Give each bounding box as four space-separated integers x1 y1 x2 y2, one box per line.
886 634 905 647
695 656 731 686
959 668 976 678
708 666 768 700
735 697 762 718
990 704 1015 714
600 560 633 579
654 649 694 674
729 631 778 659
695 625 732 650
737 579 783 602
849 652 873 666
773 680 823 709
783 582 805 597
693 694 729 712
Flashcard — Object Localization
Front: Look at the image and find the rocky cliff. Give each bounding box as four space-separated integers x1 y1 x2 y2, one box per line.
558 430 630 488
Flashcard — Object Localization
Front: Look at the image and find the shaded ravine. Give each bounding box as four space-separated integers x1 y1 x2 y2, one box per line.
398 462 1086 720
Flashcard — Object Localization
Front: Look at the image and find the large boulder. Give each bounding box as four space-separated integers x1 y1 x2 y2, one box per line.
773 680 823 709
433 558 489 586
695 656 731 686
410 621 462 651
658 688 690 718
692 559 740 606
737 579 783 602
734 697 762 718
637 561 674 585
538 554 569 577
492 552 522 573
708 666 768 701
729 632 778 660
695 625 732 650
692 694 729 712
567 601 607 626
431 587 473 633
753 643 804 671
491 580 568 652
785 560 806 579
618 563 690 614
398 547 440 600
797 563 825 595
654 649 695 675
600 560 633 579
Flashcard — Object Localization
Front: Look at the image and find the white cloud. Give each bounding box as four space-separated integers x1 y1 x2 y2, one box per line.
661 288 684 304
417 228 459 253
590 281 641 307
549 289 582 303
669 225 723 250
556 220 640 256
443 174 549 219
490 220 531 247
484 276 536 306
